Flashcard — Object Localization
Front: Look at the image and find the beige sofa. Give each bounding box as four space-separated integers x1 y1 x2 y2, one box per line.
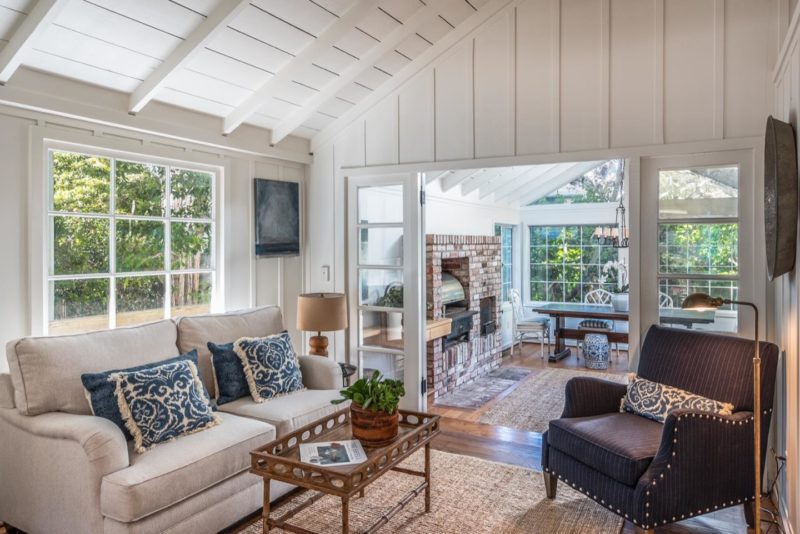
0 306 344 534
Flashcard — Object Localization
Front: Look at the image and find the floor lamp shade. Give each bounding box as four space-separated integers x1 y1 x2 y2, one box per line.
297 293 348 356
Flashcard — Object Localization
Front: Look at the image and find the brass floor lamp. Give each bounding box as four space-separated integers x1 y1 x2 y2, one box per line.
681 293 762 532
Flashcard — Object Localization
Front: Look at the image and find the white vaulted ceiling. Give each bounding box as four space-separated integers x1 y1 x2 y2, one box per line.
0 0 490 141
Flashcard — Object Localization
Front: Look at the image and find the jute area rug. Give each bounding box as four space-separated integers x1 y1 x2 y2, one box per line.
478 368 628 433
240 449 623 533
434 367 532 409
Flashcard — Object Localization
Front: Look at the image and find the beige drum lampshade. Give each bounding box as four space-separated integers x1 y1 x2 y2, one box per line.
297 293 348 332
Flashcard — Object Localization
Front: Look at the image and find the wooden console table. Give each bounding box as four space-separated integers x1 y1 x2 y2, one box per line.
251 408 440 533
533 303 716 361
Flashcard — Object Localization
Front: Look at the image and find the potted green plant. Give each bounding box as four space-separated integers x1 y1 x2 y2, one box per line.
332 371 406 445
376 282 403 340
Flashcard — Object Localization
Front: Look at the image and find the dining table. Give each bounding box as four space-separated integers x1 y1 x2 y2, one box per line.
532 302 716 361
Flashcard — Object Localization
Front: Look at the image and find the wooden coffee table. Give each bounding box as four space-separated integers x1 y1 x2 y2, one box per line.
250 408 441 534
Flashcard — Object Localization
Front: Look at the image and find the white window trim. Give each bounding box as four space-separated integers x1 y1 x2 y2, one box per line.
640 149 758 338
29 125 228 336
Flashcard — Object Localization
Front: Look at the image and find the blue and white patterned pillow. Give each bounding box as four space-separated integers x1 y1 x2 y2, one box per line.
622 373 734 423
111 359 220 453
234 331 304 402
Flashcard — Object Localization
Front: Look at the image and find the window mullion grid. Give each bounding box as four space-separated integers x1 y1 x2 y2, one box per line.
109 158 117 330
164 165 172 319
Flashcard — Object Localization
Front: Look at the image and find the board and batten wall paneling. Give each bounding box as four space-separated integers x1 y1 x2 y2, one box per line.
560 0 605 152
515 0 559 155
663 0 717 143
434 40 474 161
609 0 657 147
399 70 435 164
365 96 399 167
473 9 516 159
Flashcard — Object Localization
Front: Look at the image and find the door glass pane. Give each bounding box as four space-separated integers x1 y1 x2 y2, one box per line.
116 220 165 272
658 277 737 333
171 273 212 316
49 278 109 334
359 269 403 307
358 185 403 224
51 151 111 214
360 350 404 381
658 223 738 276
116 275 165 326
115 160 166 216
360 310 404 350
359 227 403 266
658 166 738 219
52 216 110 275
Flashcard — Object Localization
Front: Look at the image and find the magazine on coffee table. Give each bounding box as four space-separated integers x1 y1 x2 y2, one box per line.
299 440 367 467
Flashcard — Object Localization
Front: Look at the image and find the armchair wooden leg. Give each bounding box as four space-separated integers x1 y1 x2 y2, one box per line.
743 501 755 528
543 472 557 499
634 528 655 534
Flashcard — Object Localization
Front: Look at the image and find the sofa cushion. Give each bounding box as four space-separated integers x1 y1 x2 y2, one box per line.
175 306 285 398
100 412 274 523
82 350 204 439
234 333 304 402
112 360 220 454
7 320 179 416
208 342 250 405
548 412 663 486
219 389 345 437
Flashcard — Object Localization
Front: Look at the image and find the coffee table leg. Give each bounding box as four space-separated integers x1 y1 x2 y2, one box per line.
262 480 271 534
342 496 350 534
425 443 431 513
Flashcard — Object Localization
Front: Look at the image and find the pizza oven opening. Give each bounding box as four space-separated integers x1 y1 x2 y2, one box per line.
440 272 478 348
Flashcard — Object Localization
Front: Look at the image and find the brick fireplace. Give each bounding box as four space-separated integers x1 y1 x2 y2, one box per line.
426 234 502 399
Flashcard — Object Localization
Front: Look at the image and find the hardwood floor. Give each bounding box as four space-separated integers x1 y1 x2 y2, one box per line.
427 341 777 534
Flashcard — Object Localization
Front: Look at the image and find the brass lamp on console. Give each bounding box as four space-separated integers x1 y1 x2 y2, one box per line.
297 293 348 357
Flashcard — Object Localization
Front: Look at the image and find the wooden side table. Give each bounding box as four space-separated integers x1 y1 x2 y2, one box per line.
250 408 440 534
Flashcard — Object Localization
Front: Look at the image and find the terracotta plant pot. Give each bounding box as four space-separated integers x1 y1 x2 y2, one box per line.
350 403 399 446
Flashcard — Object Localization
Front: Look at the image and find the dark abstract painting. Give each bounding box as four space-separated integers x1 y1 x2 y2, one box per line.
254 178 300 257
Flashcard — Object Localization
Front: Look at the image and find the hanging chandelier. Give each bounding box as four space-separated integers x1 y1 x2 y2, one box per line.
593 165 629 249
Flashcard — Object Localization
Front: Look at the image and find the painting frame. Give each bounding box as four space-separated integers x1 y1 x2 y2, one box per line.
254 178 300 257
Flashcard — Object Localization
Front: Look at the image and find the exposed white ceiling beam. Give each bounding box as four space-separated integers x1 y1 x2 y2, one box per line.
513 161 605 206
128 0 249 114
462 167 520 196
441 169 482 192
0 0 69 84
222 0 376 136
425 170 451 185
479 166 545 199
310 0 514 151
270 0 443 145
484 164 558 200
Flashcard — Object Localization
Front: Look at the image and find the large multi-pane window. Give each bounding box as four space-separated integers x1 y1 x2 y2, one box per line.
529 226 618 303
494 224 513 301
657 166 738 331
48 150 216 335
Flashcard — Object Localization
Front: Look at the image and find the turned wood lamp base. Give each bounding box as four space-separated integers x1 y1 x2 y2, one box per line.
308 333 329 356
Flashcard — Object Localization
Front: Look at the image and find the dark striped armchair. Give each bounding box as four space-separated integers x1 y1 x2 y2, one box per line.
541 325 779 533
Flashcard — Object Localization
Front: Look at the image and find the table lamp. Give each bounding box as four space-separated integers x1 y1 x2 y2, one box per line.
681 293 762 532
297 293 348 357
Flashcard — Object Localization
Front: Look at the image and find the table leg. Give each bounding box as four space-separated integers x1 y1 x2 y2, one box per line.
425 443 431 513
262 480 271 534
342 497 350 534
549 316 571 362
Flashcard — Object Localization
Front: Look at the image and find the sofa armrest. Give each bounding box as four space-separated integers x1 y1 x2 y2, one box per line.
0 373 14 408
633 409 756 526
0 409 130 533
561 377 627 418
298 355 342 390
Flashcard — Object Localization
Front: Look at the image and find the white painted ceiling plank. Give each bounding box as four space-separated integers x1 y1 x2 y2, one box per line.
460 167 511 196
479 165 552 199
311 0 514 151
425 170 451 185
487 164 563 201
441 169 483 192
508 161 605 206
0 7 24 41
128 0 249 113
0 0 68 84
222 0 376 135
271 0 444 145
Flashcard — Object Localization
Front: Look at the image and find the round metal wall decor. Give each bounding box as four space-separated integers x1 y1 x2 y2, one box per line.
764 115 798 281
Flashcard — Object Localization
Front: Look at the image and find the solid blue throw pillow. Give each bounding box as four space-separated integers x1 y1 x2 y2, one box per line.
81 350 202 439
208 341 250 405
111 359 220 453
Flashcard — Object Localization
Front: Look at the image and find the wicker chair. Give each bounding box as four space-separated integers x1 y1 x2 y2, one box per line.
541 325 779 533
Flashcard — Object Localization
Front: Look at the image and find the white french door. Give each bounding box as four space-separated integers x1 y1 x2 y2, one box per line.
347 173 425 411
